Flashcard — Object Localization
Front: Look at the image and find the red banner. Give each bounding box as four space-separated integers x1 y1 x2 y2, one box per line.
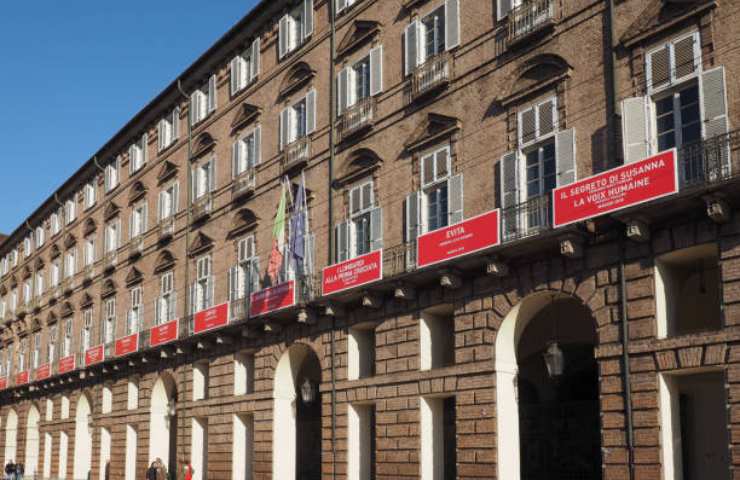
15 371 29 386
249 281 296 317
35 364 51 381
115 333 139 357
322 250 383 296
0 378 7 390
193 303 230 335
150 319 179 347
58 355 76 374
553 149 678 228
417 209 501 269
85 345 105 367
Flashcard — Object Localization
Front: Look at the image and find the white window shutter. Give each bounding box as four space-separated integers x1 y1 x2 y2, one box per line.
621 96 651 163
555 128 576 186
228 266 235 302
337 0 348 13
279 108 290 151
230 57 240 96
338 68 349 115
209 161 216 193
404 21 419 77
500 151 519 209
173 107 180 140
497 0 513 21
303 0 314 39
207 75 217 113
251 37 260 81
445 0 460 50
370 46 383 96
190 92 198 125
369 207 383 252
249 258 260 294
279 15 289 59
405 191 422 243
447 174 464 225
254 126 262 165
701 66 730 175
128 145 136 174
158 191 164 221
306 89 316 135
232 141 240 179
142 133 148 164
157 120 165 151
335 222 350 263
173 183 180 214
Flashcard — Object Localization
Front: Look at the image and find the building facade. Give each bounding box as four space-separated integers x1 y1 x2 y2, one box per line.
0 0 738 479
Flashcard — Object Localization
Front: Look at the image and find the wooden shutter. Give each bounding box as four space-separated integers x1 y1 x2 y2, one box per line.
621 97 650 163
674 33 699 80
142 133 148 164
228 266 237 302
404 21 419 77
555 128 576 186
701 66 730 175
370 46 383 96
338 67 349 115
157 120 165 151
445 0 460 50
405 191 422 243
337 0 348 14
519 107 536 145
173 107 180 140
207 75 217 113
306 89 317 134
303 0 314 39
280 108 290 151
335 222 350 263
249 258 260 294
538 99 556 137
190 92 198 125
500 151 519 209
251 37 260 81
173 183 180 215
647 45 670 91
208 161 216 193
279 16 289 59
369 207 383 252
447 174 464 225
230 57 240 96
497 0 513 21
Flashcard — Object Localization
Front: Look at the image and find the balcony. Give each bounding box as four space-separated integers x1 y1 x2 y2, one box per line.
410 52 452 101
231 168 256 202
502 194 552 243
338 97 376 142
103 251 118 271
679 130 739 189
192 194 213 222
282 137 312 173
506 0 556 46
230 298 248 323
383 241 417 278
129 235 144 258
158 217 175 242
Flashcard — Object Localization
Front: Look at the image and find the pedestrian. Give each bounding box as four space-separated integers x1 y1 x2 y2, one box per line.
4 460 14 480
183 463 193 480
146 461 157 480
154 458 167 480
15 463 22 480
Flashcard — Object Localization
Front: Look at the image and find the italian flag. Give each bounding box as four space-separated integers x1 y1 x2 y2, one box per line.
267 181 287 284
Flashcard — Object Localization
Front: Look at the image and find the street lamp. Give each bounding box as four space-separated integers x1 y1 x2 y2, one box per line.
543 342 565 378
300 378 316 404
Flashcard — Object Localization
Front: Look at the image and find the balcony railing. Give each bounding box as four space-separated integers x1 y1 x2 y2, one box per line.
502 194 552 243
129 235 144 258
230 298 248 322
679 130 739 189
192 194 213 222
411 52 451 100
103 251 117 271
282 137 312 173
507 0 555 45
338 97 376 141
158 216 175 241
83 264 95 283
383 241 417 278
232 168 256 201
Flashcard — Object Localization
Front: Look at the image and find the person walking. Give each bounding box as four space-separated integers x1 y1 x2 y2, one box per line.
154 458 167 480
14 463 22 480
146 461 158 480
4 460 14 480
183 463 193 480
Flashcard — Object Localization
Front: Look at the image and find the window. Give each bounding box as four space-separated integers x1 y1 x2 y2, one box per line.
10 289 17 313
102 385 113 414
32 332 41 369
420 397 456 480
646 31 701 94
655 244 721 338
232 127 262 177
103 298 115 344
234 351 255 396
158 183 180 221
51 212 61 236
64 199 76 225
335 179 382 262
229 236 260 309
105 158 120 193
63 318 73 358
193 360 210 401
35 226 45 248
127 379 139 410
10 249 18 267
654 84 701 154
347 404 376 480
23 279 32 305
420 305 455 370
279 90 316 150
193 160 216 201
84 182 96 210
35 270 44 297
156 271 176 325
192 256 213 313
336 0 359 14
230 38 260 96
348 325 375 380
190 75 217 126
105 219 121 253
18 338 27 371
129 133 148 174
232 414 255 480
409 145 464 235
50 260 61 288
82 307 93 351
278 0 313 59
127 287 142 335
1 257 7 277
130 203 148 239
337 48 383 115
157 107 180 151
524 142 556 200
84 236 95 267
48 325 57 363
0 298 5 320
23 236 32 258
403 0 460 76
64 249 76 279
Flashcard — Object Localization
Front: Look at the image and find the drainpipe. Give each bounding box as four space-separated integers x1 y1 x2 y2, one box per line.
328 1 338 479
605 0 619 168
177 80 194 332
619 238 635 480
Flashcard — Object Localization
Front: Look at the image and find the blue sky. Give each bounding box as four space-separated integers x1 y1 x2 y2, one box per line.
0 1 258 235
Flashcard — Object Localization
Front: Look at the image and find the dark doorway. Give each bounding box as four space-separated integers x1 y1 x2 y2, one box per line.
296 354 322 480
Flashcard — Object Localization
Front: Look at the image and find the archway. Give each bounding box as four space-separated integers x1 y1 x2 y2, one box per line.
149 373 178 475
495 292 602 480
4 409 17 465
24 405 40 476
73 394 93 480
273 344 323 480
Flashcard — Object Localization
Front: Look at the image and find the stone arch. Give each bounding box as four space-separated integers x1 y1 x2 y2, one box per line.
24 404 41 476
73 392 93 480
149 372 179 473
495 290 601 480
4 408 17 465
279 62 316 98
503 53 571 103
272 343 323 480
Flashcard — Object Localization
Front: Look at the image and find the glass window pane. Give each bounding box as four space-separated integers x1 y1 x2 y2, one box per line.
658 132 676 152
655 96 673 116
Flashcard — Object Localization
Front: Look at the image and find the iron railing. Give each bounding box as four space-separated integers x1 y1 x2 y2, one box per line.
192 193 213 221
507 0 555 44
283 137 312 172
383 241 417 278
502 194 552 243
232 168 257 200
678 130 738 188
338 97 376 141
411 52 451 100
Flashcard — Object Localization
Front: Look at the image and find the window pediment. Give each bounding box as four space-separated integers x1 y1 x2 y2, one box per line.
101 279 117 298
231 103 262 133
154 250 176 274
49 245 61 259
125 267 143 287
188 232 213 257
500 54 570 107
227 209 259 239
104 202 120 221
84 218 97 236
46 311 57 326
193 132 216 159
80 293 93 309
279 62 316 98
621 0 715 47
157 161 178 185
128 181 147 206
64 233 77 249
335 148 383 187
405 113 461 152
337 20 381 58
22 266 31 280
59 301 74 319
34 257 44 270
